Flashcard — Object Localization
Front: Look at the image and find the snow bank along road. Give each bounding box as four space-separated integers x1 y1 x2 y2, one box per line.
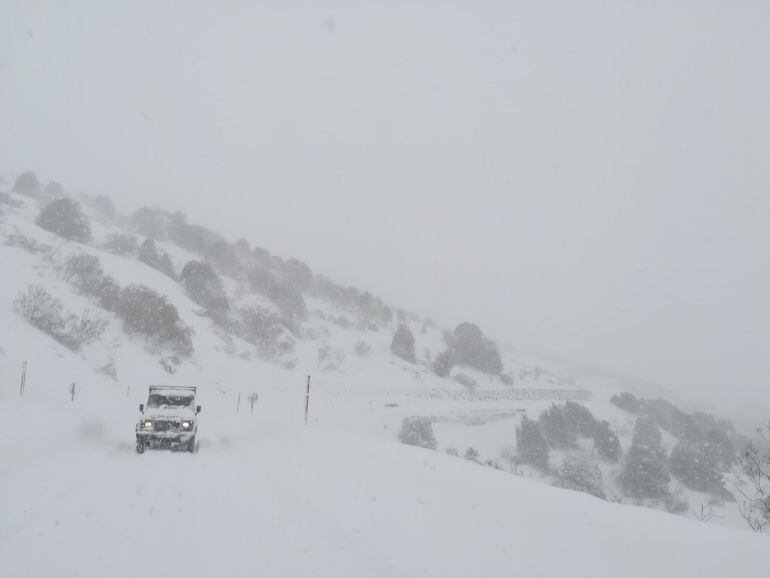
0 400 766 578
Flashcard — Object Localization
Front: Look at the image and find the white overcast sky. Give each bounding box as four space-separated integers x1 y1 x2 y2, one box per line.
2 1 769 411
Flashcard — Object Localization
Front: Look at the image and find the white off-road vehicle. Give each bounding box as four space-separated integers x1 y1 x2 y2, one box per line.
136 386 201 453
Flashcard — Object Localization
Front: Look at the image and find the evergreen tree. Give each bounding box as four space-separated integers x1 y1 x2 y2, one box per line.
180 260 229 317
516 415 549 470
619 417 670 499
13 171 42 198
36 198 92 243
390 323 416 363
669 422 727 496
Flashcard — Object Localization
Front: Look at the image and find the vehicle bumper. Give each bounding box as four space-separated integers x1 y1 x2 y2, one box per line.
136 431 195 447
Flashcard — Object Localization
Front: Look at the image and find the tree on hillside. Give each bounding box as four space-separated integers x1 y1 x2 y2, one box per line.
13 171 42 198
117 284 193 356
669 422 729 497
248 265 306 324
432 349 454 377
238 306 294 359
539 404 575 449
44 180 64 199
204 239 241 277
36 198 92 243
138 239 176 279
594 420 622 462
131 207 169 240
180 260 229 317
448 322 503 375
516 415 549 470
619 417 670 499
390 323 416 363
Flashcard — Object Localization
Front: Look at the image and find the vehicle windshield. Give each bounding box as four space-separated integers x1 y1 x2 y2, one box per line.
146 394 194 410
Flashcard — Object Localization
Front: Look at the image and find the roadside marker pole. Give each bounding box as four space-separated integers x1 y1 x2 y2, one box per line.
304 375 311 425
19 361 27 397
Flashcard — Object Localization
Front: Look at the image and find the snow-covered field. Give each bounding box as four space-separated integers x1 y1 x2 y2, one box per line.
1 387 767 578
1 187 767 577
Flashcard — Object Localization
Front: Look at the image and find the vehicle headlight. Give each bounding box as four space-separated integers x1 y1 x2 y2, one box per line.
142 420 153 430
181 420 192 429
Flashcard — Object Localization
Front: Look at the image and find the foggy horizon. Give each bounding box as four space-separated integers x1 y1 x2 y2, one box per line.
2 0 769 414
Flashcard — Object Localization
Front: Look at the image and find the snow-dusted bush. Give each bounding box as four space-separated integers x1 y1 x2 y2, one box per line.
555 457 606 499
619 417 670 499
5 234 50 254
117 284 193 356
354 340 372 356
516 415 549 470
69 309 109 345
15 285 67 339
610 392 641 413
317 345 346 371
168 211 223 254
238 306 294 359
131 207 169 240
14 285 107 351
432 349 454 377
138 239 176 279
45 181 64 199
281 257 313 290
390 323 416 363
12 171 42 198
464 447 481 462
85 194 116 220
36 198 92 243
180 260 229 316
398 416 437 450
63 253 121 311
102 233 139 256
248 265 306 323
204 239 241 277
447 322 503 375
454 372 477 391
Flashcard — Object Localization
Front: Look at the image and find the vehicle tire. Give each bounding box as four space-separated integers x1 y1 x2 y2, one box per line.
187 437 196 453
136 442 144 454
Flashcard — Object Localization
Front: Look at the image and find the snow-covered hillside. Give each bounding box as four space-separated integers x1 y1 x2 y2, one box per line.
1 178 768 576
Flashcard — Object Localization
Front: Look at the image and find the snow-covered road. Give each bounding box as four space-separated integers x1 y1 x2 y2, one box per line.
1 399 766 578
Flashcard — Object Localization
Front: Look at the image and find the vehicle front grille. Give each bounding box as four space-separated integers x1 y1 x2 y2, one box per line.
153 420 180 432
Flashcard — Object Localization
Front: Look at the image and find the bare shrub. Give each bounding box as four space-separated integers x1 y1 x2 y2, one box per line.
14 285 106 351
735 427 770 532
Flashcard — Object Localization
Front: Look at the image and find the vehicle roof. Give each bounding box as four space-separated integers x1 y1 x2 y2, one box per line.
148 385 196 396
